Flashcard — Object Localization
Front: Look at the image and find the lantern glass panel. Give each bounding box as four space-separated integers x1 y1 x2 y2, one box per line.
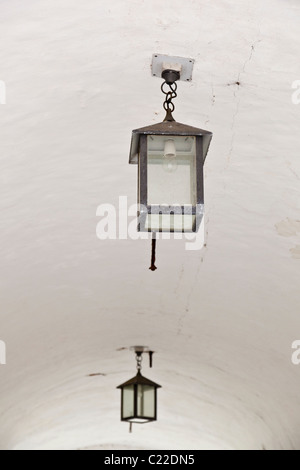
122 385 134 419
147 135 196 206
145 213 196 232
137 384 155 419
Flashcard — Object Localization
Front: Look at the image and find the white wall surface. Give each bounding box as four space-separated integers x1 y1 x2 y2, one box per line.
0 0 300 450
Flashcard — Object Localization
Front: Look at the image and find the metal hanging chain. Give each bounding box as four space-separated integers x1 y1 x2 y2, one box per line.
161 80 177 116
136 353 143 372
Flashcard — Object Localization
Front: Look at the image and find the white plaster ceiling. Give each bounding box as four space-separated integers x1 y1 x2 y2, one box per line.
0 0 300 451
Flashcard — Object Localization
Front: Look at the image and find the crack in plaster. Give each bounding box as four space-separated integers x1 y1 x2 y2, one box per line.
205 82 216 125
177 253 204 336
285 160 300 181
227 36 262 164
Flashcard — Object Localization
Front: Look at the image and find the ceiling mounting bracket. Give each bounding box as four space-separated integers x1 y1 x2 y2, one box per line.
151 54 195 82
130 346 155 368
162 69 180 85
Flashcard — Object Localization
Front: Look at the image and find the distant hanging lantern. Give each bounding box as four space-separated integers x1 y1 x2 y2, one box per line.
129 56 213 271
117 347 161 431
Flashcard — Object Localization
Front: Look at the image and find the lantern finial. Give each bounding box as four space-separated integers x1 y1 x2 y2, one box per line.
149 234 158 271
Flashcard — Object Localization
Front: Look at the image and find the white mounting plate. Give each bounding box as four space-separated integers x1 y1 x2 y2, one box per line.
151 54 195 82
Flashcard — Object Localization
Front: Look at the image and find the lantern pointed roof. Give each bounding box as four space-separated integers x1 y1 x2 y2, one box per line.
129 120 213 164
117 371 161 389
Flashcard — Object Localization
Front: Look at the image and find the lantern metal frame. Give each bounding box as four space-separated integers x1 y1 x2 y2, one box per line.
117 370 161 424
117 348 161 425
129 120 212 233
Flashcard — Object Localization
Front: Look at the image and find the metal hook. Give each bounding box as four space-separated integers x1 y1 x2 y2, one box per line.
149 351 154 368
149 234 158 271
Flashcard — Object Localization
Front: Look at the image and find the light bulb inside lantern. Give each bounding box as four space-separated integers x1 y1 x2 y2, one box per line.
163 139 177 173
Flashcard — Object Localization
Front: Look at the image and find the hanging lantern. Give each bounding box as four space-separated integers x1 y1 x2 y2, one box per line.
117 348 161 427
129 61 213 270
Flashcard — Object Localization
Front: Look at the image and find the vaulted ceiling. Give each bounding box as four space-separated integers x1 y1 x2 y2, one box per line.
1 0 300 450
